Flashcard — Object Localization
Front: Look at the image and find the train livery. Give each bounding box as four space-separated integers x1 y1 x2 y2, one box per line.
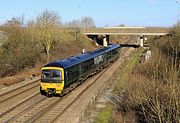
40 44 121 96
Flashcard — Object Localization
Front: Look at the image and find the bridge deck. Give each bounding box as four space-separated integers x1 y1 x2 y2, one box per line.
82 27 170 35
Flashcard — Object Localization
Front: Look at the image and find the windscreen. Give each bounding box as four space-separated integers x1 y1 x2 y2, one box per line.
41 69 62 83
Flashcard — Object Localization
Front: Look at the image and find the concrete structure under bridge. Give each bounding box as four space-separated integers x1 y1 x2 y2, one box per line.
81 27 170 46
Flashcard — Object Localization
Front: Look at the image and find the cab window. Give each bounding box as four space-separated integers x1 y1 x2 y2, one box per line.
41 69 62 83
42 70 51 79
52 70 61 79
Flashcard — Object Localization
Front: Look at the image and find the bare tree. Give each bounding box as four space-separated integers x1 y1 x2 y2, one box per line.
3 16 24 27
118 24 125 27
66 17 95 41
66 19 81 41
67 17 95 28
80 16 95 28
36 10 61 62
36 10 61 27
67 19 81 28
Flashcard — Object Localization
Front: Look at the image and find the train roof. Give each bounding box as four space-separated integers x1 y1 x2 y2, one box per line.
44 44 120 69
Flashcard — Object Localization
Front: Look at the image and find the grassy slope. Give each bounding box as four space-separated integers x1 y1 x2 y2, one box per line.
94 48 144 123
94 105 113 123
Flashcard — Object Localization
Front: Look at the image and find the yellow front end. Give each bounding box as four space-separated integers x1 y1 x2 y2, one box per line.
40 67 64 95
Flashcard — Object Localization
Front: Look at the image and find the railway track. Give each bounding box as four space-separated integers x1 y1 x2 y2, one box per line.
2 66 108 123
54 47 134 122
0 79 39 102
29 68 109 123
0 79 41 122
0 86 39 114
0 92 46 122
0 47 134 123
13 48 131 123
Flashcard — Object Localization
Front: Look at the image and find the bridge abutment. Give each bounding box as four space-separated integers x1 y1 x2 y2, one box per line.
87 35 99 46
87 35 110 46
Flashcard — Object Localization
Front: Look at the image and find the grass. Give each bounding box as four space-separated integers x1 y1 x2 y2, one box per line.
93 48 144 123
94 105 113 123
115 48 144 91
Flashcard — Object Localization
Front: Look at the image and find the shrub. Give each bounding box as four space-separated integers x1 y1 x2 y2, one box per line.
0 24 41 77
120 25 180 123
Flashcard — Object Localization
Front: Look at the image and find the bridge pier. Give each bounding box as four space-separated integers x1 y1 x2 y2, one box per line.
139 36 144 47
138 35 147 47
103 35 109 46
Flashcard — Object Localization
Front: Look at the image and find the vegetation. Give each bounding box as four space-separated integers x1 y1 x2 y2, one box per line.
92 48 143 123
36 10 62 62
94 105 113 123
0 10 96 78
115 48 144 92
119 25 180 123
66 16 95 28
0 20 41 77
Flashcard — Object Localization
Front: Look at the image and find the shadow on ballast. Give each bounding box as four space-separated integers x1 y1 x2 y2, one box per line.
120 43 140 48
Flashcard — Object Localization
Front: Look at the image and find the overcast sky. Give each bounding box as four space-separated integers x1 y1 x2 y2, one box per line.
0 0 179 27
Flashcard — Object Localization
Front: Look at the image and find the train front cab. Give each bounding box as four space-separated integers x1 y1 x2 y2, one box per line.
40 67 64 95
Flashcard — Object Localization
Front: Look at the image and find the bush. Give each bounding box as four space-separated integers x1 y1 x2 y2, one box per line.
0 15 97 77
0 12 98 78
0 24 41 77
120 25 180 123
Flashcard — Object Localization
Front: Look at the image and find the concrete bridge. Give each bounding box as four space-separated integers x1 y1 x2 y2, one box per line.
81 27 170 46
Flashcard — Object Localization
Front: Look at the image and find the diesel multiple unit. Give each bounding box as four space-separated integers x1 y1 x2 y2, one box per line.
40 44 121 96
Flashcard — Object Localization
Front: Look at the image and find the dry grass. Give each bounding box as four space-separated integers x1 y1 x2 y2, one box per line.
119 25 180 123
94 105 113 123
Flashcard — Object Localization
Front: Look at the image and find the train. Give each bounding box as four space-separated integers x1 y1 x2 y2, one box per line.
40 44 121 96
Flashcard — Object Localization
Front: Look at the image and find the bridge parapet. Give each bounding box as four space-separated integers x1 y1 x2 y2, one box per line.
82 27 170 35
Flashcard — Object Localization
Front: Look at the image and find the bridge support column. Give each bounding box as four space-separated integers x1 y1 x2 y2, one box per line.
140 36 144 47
103 35 109 46
138 35 147 47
